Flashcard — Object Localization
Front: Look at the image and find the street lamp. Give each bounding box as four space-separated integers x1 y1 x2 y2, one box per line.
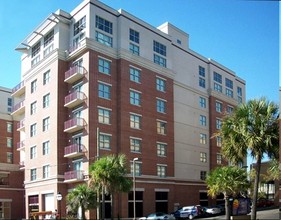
133 157 139 220
57 192 62 220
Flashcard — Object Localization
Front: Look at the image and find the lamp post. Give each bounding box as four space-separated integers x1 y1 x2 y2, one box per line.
133 157 139 220
57 192 62 220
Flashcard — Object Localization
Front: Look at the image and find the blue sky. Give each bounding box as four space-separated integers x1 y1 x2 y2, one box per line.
0 0 279 104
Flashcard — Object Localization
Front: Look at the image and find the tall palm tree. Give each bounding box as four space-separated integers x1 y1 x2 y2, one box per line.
66 184 96 220
89 154 132 219
206 166 249 220
217 97 279 220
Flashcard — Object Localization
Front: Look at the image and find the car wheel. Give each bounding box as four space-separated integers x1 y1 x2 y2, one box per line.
188 215 194 220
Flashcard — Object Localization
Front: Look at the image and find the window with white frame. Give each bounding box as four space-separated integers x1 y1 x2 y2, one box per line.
7 138 12 148
153 41 166 67
43 165 50 179
44 30 54 47
157 120 167 135
130 114 141 129
130 90 141 106
199 66 206 88
30 101 37 115
130 67 141 83
31 80 37 93
157 142 167 157
130 137 141 153
199 115 207 126
43 70 50 85
7 98 12 112
199 97 206 108
216 136 222 147
216 118 222 130
96 16 112 34
217 154 222 165
215 101 222 113
157 164 167 177
7 122 12 133
98 107 111 124
7 152 12 163
154 54 166 67
30 146 37 159
98 82 111 99
43 93 50 108
129 29 139 44
43 141 50 155
200 133 207 144
156 99 166 113
43 117 50 132
31 168 37 181
227 105 234 114
200 171 207 180
213 72 222 93
156 77 166 92
130 161 141 176
30 123 37 137
98 58 111 75
200 152 207 163
74 16 86 36
99 133 111 149
95 31 113 47
225 78 234 97
237 86 243 104
129 43 139 55
32 42 40 58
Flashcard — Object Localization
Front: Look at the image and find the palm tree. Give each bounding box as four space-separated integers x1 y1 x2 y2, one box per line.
217 97 279 220
206 166 249 220
66 184 96 220
89 154 132 219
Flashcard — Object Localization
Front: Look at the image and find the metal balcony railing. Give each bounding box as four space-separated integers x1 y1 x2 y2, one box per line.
64 91 86 108
64 170 84 182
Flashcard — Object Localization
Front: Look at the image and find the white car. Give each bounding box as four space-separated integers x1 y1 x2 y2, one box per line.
204 206 221 215
139 212 176 220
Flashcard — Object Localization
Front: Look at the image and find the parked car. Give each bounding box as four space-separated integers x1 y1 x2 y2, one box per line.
215 204 226 214
139 212 176 220
203 206 221 215
171 206 199 219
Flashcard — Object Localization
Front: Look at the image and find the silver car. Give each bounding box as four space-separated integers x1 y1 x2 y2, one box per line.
139 212 176 220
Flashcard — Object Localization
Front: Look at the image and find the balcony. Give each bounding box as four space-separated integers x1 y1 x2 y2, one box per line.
64 66 86 84
64 144 86 158
64 117 86 133
64 170 84 183
12 81 25 97
19 161 25 170
17 141 25 151
64 91 86 108
11 100 25 116
17 119 25 131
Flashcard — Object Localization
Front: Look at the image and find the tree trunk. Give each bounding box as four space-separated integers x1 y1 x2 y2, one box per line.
81 206 86 220
102 186 105 220
251 154 262 220
111 194 114 220
225 194 230 220
97 188 100 220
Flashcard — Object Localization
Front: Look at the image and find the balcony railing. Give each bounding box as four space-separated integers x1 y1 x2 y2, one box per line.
64 91 86 108
17 141 25 150
64 117 86 133
12 81 25 97
64 66 86 83
64 144 86 158
64 170 84 183
17 119 25 131
11 100 25 116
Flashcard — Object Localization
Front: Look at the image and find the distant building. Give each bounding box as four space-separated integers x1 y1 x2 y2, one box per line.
12 0 245 218
0 86 24 219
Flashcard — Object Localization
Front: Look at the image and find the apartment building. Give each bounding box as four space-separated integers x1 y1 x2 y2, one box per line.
12 0 245 218
0 86 24 219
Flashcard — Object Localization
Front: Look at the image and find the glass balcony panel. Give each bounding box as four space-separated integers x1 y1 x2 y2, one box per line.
12 81 25 97
64 91 86 108
64 66 86 83
64 117 85 133
64 170 84 183
64 144 86 158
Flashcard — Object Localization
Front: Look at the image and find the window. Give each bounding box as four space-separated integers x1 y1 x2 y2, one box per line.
214 72 222 83
96 16 112 34
237 87 243 104
131 161 141 176
43 141 50 155
129 43 140 55
30 146 37 159
7 123 12 133
217 154 222 165
30 123 37 137
95 31 113 47
7 152 12 163
43 117 50 132
153 41 166 56
200 171 207 180
31 169 37 181
154 54 166 67
200 152 207 163
7 138 12 148
214 83 222 93
98 108 111 124
31 80 37 93
129 29 139 44
216 136 222 147
7 98 12 112
32 42 40 58
200 133 207 144
215 101 222 113
130 137 141 153
98 58 111 75
130 90 141 106
156 99 166 113
43 93 50 108
130 114 141 129
157 165 167 177
156 77 166 92
157 143 167 157
43 165 50 179
43 70 50 85
98 83 111 99
74 16 86 36
216 118 222 130
44 30 54 47
99 133 111 149
199 115 207 126
30 101 37 115
157 120 167 135
226 88 233 98
225 78 233 89
199 66 205 88
199 97 206 108
227 105 234 114
130 67 141 83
